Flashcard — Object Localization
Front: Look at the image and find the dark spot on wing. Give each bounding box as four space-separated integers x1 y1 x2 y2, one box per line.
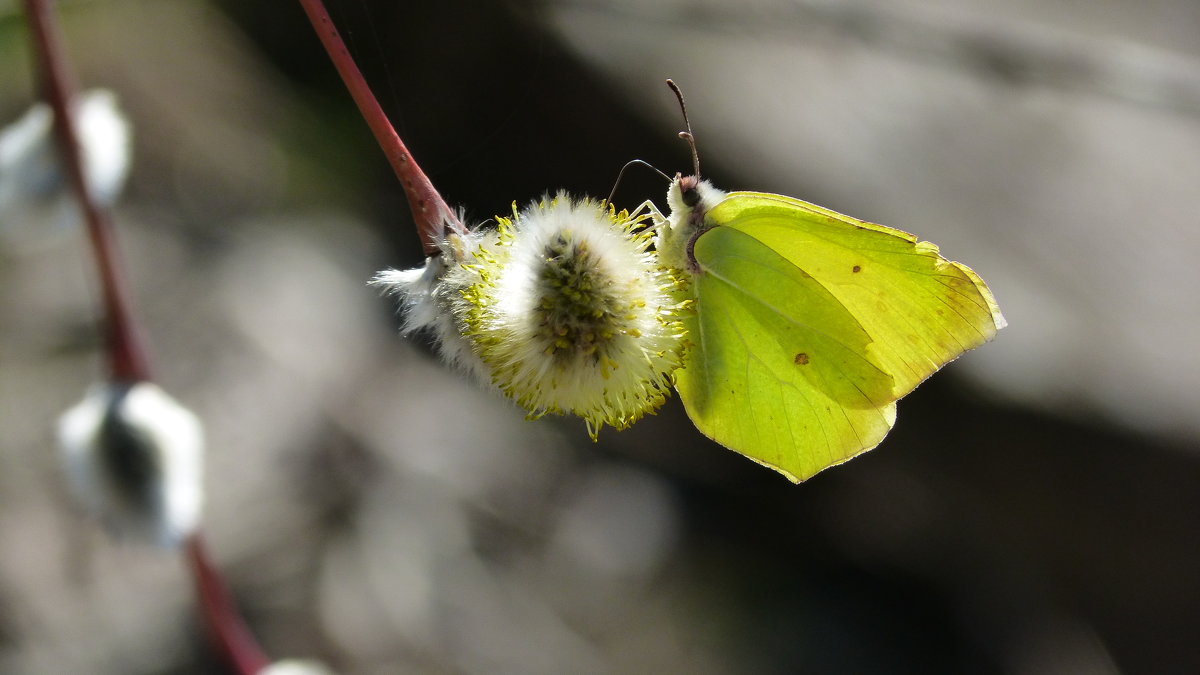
794 352 810 365
852 265 862 273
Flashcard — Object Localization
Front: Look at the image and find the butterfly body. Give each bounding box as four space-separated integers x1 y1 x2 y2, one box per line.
657 175 726 273
657 176 1005 482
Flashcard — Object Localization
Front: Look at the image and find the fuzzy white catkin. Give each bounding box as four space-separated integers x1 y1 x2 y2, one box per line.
0 89 131 235
467 195 685 436
376 195 686 437
58 381 204 548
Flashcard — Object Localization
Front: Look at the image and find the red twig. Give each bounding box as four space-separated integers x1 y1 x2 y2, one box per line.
22 0 151 383
296 0 465 255
186 536 270 675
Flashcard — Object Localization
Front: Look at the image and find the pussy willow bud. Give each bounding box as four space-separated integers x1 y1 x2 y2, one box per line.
374 196 688 437
58 381 203 548
462 195 687 437
0 89 131 231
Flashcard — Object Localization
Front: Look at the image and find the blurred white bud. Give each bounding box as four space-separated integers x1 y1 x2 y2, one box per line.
0 89 132 239
58 381 203 548
260 659 337 675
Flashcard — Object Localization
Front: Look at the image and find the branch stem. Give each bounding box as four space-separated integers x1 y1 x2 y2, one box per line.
186 535 271 675
22 0 151 382
297 0 464 255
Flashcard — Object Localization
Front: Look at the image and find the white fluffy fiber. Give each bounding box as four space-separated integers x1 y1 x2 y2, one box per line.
371 229 496 384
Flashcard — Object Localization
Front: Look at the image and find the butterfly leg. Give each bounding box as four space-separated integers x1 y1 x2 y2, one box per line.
629 199 668 232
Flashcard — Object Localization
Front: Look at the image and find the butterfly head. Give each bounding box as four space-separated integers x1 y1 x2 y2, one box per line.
667 174 725 218
660 174 727 272
678 174 702 207
658 80 727 272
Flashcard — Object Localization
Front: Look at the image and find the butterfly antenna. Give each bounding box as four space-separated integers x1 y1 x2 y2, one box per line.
606 159 670 206
666 79 701 178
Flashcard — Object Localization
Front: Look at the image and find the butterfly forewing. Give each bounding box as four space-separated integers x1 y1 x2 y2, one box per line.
708 192 1005 397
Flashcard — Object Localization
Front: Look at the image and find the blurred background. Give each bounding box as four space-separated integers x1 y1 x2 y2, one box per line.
2 0 1199 672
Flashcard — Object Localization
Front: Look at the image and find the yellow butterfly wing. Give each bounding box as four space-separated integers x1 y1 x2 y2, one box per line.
675 191 1005 482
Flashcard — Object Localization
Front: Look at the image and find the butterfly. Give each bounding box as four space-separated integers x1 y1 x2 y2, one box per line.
652 83 1006 482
